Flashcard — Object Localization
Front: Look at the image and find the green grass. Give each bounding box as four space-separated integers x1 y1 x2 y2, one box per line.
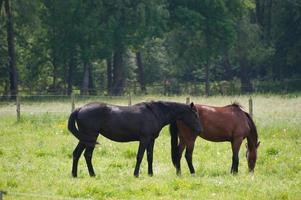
0 95 300 199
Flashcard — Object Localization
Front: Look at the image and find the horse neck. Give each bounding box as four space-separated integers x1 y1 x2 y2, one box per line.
247 134 257 151
247 117 258 151
153 102 188 125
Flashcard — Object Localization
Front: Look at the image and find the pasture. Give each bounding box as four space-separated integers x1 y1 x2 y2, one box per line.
0 95 300 199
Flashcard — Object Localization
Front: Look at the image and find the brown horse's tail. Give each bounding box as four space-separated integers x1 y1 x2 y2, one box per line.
244 112 258 146
170 121 179 167
68 108 98 146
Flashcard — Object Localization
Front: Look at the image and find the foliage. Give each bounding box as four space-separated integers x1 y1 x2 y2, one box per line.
0 0 300 95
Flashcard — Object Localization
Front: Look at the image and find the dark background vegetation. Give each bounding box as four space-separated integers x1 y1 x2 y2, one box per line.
1 0 301 97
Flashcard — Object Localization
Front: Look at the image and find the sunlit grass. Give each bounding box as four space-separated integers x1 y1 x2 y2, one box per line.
0 95 300 199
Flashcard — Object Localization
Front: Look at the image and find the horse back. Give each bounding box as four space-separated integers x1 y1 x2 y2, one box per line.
194 104 250 141
77 102 161 142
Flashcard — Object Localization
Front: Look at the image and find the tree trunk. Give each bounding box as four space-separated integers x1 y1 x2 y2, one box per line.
236 18 252 93
222 52 232 81
67 51 75 96
239 58 252 93
63 60 67 94
106 57 113 95
204 21 211 96
135 51 147 94
255 0 265 28
52 56 57 93
88 63 95 95
81 61 89 95
4 0 18 99
205 59 210 96
2 79 9 97
266 0 273 42
50 19 58 93
112 49 125 96
237 21 253 93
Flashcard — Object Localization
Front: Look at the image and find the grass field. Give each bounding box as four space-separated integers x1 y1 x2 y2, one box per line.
0 95 300 199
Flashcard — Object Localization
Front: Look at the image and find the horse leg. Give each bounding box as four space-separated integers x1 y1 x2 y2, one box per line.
133 140 148 177
176 138 186 176
230 137 243 174
84 146 96 177
146 139 155 176
72 142 86 177
185 139 196 175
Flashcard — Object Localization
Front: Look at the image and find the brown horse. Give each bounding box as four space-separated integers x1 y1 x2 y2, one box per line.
170 103 260 175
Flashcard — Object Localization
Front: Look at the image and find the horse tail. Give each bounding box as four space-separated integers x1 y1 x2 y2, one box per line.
170 121 179 167
244 112 258 146
68 108 81 140
68 108 98 146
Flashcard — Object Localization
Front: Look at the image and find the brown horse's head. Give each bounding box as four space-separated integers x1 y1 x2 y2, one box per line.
246 141 260 172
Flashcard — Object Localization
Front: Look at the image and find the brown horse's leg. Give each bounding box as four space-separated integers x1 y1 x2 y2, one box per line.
185 138 197 174
231 137 243 174
72 142 86 177
176 136 186 176
134 139 148 177
84 146 96 177
147 139 155 176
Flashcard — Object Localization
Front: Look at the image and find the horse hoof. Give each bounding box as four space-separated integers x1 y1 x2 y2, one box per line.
134 174 139 178
90 173 96 177
72 173 77 178
191 173 196 177
231 171 238 175
148 173 153 177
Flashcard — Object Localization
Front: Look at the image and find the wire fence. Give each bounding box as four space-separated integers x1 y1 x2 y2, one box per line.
0 93 300 126
0 94 255 119
1 78 301 97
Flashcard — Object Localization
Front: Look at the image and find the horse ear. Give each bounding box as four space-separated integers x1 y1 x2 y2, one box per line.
190 102 195 108
256 141 260 148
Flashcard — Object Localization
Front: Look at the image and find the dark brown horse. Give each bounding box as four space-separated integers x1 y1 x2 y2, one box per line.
68 101 202 177
170 103 260 175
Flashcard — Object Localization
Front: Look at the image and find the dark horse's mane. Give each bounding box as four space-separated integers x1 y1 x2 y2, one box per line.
144 101 185 116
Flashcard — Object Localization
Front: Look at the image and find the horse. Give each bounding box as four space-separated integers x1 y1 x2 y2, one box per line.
68 101 202 178
170 103 260 175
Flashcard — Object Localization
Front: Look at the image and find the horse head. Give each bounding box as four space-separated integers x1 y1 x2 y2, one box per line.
246 141 260 172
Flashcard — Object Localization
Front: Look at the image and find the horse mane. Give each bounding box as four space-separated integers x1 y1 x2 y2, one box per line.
144 101 189 117
144 101 167 120
245 112 258 149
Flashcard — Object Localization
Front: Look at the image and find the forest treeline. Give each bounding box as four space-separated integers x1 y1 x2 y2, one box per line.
0 0 301 97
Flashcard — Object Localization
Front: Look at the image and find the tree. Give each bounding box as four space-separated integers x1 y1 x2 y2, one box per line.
271 0 301 80
135 52 146 93
0 0 300 96
167 0 241 95
3 0 17 98
106 57 113 95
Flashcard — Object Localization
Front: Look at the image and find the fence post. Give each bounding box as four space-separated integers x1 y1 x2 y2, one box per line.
186 97 190 104
16 95 20 122
71 93 75 112
249 97 253 118
128 93 132 106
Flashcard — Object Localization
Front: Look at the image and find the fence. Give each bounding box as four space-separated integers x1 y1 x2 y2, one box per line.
1 78 301 98
0 94 254 122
